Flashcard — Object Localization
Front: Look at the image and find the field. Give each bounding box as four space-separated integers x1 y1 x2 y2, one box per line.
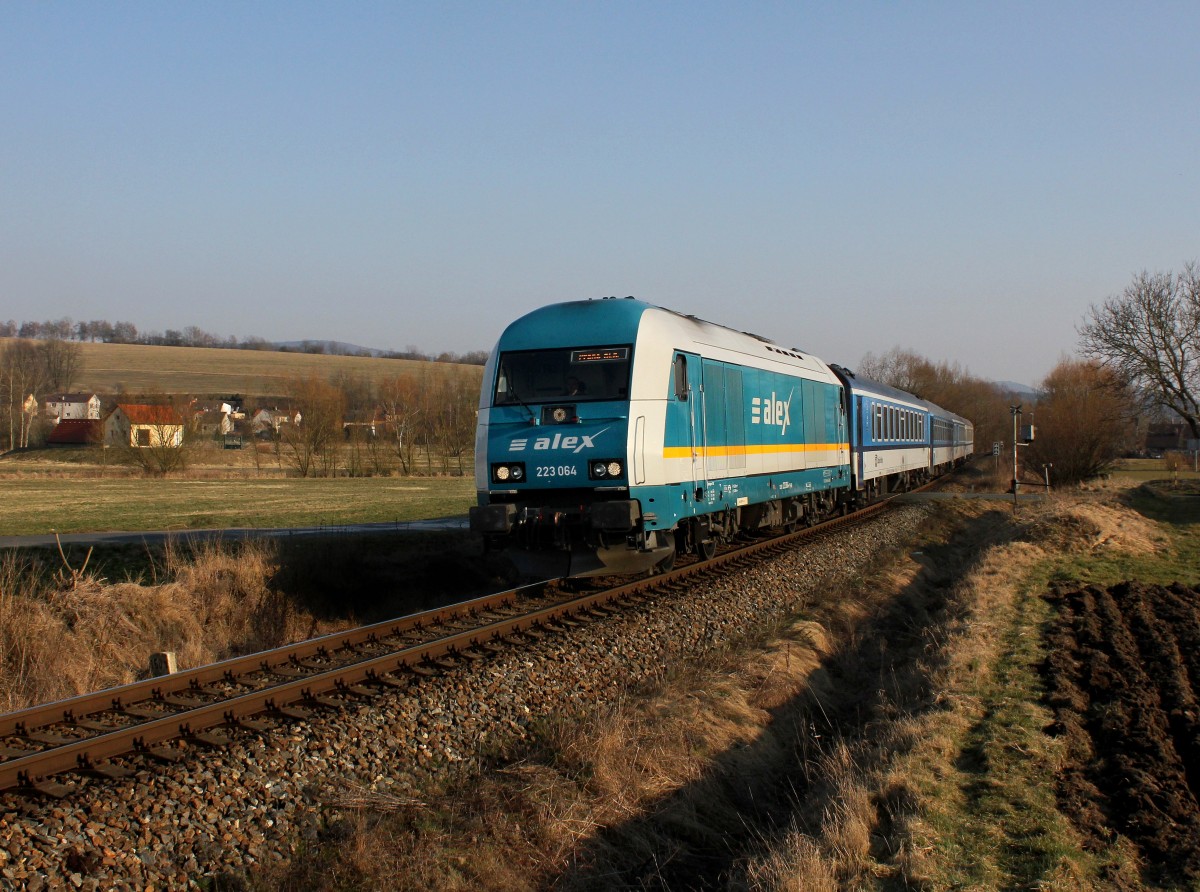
0 476 476 536
1045 580 1200 887
0 337 483 398
1112 456 1200 481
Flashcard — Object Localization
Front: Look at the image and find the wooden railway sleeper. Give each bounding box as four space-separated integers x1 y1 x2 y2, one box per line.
226 713 274 732
181 726 232 749
302 692 345 711
268 701 313 721
24 778 71 799
364 670 408 689
80 761 134 781
336 681 381 699
73 719 121 733
136 740 185 764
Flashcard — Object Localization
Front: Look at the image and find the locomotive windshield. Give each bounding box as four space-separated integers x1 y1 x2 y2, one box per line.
494 345 632 405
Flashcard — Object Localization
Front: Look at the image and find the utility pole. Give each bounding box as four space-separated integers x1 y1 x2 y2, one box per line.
1011 405 1021 510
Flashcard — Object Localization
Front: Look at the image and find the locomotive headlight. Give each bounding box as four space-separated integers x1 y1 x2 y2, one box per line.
491 462 525 483
589 458 624 480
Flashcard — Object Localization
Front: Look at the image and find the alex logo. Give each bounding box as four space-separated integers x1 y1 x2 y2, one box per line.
509 427 609 454
751 391 792 434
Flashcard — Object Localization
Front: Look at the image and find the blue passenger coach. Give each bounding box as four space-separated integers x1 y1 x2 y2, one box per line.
832 365 974 500
470 298 853 577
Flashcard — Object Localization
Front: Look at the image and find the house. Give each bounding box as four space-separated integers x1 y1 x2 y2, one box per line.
343 407 384 439
251 406 301 436
104 404 185 448
1145 422 1189 455
191 399 237 436
43 393 101 423
46 419 102 447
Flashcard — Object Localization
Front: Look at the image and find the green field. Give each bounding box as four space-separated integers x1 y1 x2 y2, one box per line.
0 477 477 536
1110 456 1200 481
0 337 483 397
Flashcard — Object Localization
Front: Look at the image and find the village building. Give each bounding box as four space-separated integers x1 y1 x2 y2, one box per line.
43 393 101 423
251 406 301 436
191 399 238 437
104 404 186 448
46 418 102 447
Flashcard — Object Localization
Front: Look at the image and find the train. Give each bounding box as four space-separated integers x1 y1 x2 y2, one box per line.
469 297 973 578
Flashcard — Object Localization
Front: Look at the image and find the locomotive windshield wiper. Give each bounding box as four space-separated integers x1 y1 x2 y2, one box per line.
505 384 539 425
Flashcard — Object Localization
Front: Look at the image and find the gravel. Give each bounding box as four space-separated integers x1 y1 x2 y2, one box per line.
0 504 935 890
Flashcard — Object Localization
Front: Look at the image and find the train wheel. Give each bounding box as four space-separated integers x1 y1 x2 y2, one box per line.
697 538 716 561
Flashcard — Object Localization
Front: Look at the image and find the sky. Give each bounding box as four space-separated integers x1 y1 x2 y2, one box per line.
3 3 1198 386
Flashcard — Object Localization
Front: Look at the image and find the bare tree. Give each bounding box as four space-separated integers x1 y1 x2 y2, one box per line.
431 373 478 474
1 341 46 450
279 377 344 477
1025 358 1138 484
38 339 83 392
379 374 424 475
1079 264 1200 440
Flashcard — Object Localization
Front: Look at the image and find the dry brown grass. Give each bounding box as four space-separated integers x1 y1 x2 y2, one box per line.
0 539 313 711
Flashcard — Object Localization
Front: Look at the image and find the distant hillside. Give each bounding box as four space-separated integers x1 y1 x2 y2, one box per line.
0 338 482 399
994 380 1038 398
273 339 383 356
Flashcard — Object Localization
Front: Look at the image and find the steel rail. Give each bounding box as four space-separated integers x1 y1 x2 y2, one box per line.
0 484 924 795
0 580 550 743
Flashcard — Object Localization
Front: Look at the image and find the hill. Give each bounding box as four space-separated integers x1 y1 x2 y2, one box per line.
1 338 483 399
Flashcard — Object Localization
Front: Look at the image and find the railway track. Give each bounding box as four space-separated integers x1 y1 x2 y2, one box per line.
0 497 902 798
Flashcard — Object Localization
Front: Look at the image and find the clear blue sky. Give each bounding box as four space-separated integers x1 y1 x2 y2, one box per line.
3 2 1198 385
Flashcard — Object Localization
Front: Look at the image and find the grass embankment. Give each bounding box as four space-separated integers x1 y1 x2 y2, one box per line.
257 478 1200 890
0 530 512 713
0 477 475 536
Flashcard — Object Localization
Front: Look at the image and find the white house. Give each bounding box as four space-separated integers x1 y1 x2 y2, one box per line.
43 393 101 423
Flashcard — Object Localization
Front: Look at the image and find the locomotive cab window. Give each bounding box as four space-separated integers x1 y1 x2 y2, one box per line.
673 354 689 400
494 345 633 405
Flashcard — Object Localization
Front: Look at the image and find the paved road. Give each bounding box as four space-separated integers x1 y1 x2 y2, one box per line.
0 516 471 550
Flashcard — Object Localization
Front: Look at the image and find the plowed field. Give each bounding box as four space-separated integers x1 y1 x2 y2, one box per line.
1044 581 1200 887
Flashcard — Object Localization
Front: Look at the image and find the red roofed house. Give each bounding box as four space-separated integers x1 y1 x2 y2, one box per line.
104 404 186 448
47 418 102 447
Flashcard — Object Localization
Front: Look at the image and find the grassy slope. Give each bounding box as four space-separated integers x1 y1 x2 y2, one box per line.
0 337 482 397
895 484 1199 889
0 476 476 535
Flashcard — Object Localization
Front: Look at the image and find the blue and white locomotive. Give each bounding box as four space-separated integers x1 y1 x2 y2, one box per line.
470 298 972 578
